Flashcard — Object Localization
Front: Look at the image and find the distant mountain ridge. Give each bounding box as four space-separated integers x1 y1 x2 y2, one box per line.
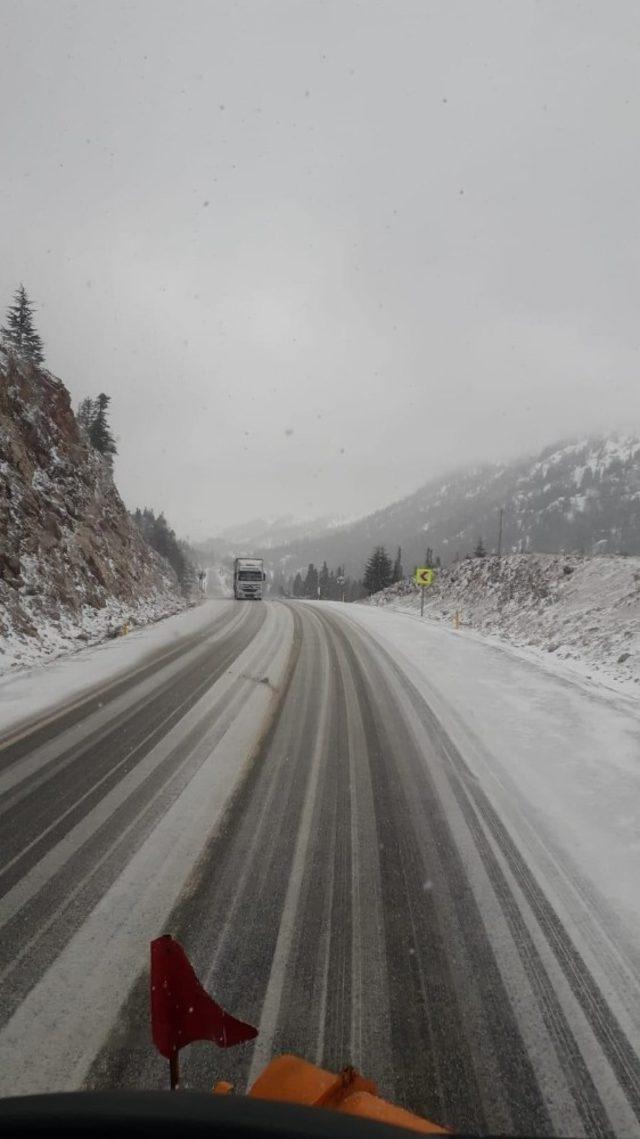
261 435 640 579
204 512 349 557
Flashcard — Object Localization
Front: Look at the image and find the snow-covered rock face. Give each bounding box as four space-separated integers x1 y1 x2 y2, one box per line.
364 553 640 692
0 348 184 671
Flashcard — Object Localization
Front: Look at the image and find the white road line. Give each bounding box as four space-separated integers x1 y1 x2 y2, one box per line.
0 606 287 932
0 602 240 749
0 606 248 800
246 611 332 1087
0 606 293 1096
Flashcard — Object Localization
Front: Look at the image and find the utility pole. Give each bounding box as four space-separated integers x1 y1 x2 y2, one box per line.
497 507 504 558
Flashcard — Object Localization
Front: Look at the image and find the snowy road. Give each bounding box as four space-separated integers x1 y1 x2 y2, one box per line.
1 600 640 1136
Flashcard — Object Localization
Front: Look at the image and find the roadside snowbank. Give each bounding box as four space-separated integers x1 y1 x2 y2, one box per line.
337 601 640 977
0 599 233 738
0 589 186 675
362 553 640 694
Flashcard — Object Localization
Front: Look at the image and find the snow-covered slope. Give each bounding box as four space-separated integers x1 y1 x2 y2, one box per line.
207 512 347 556
0 348 184 671
264 435 640 578
363 553 640 692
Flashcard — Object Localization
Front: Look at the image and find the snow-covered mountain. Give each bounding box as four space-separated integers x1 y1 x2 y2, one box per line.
0 348 184 670
209 513 346 556
263 435 640 578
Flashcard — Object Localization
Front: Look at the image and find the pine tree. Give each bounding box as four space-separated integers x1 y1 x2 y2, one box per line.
88 392 117 464
318 561 330 599
363 546 393 595
178 540 199 595
304 563 319 598
348 577 366 602
77 397 97 437
474 536 486 558
392 546 403 583
293 572 304 597
177 547 197 597
132 507 197 597
424 547 434 568
327 570 338 599
1 284 45 364
151 512 171 559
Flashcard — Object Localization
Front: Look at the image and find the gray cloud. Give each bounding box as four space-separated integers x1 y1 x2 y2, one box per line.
2 0 639 537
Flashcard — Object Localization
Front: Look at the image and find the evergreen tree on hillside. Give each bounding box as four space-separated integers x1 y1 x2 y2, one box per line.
392 546 403 583
474 536 486 558
318 561 330 599
131 507 197 598
363 546 393 595
88 393 117 464
1 284 45 364
304 563 319 598
77 397 97 437
424 547 434 568
151 512 174 562
348 577 366 602
288 562 364 604
177 541 197 595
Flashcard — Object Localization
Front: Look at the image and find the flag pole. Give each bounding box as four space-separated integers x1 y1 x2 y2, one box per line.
170 1049 180 1090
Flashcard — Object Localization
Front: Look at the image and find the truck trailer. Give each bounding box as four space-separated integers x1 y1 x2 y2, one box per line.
233 557 266 600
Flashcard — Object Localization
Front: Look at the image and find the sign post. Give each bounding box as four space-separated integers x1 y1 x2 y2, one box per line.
412 566 436 616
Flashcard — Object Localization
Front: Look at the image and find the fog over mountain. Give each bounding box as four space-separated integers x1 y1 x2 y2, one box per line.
260 435 640 580
2 1 640 538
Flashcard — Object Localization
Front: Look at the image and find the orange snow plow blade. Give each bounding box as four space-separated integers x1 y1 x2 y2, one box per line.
214 1054 450 1134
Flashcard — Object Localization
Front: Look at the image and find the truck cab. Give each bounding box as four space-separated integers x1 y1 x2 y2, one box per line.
233 557 266 600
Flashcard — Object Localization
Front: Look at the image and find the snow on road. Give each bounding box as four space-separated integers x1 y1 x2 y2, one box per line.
363 554 640 695
0 600 235 740
0 589 187 677
81 600 640 1134
0 601 294 1094
3 595 640 1129
337 602 640 973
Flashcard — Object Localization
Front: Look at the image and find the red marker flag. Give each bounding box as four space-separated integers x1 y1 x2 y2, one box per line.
150 936 258 1063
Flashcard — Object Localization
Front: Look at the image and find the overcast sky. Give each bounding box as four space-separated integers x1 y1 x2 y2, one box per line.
2 1 640 538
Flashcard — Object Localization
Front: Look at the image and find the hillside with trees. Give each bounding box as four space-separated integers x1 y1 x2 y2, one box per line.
0 285 195 669
259 435 640 581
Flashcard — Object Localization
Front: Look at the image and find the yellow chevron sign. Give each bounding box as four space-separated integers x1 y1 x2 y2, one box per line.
414 567 435 587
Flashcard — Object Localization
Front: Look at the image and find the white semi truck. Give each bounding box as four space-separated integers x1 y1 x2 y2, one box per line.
233 557 266 600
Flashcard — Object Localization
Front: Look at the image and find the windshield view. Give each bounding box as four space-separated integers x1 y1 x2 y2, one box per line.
1 2 640 1137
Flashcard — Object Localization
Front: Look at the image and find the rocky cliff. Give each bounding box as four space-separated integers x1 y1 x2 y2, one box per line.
0 347 184 670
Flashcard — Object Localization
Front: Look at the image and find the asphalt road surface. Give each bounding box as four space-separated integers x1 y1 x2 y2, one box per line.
1 600 639 1137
